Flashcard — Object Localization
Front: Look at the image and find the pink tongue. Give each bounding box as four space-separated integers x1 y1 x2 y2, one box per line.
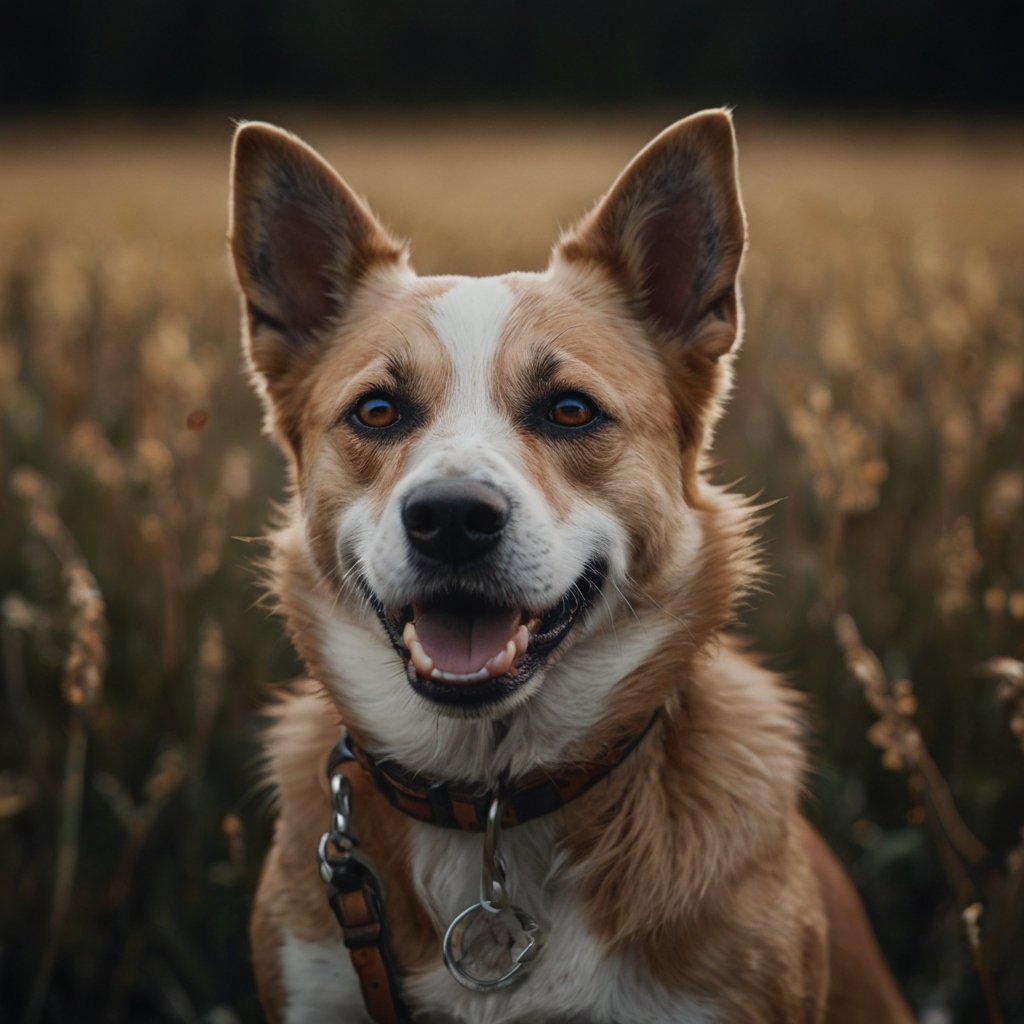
414 605 521 675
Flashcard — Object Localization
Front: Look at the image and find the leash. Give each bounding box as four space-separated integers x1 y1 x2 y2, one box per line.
317 733 412 1024
316 712 660 1023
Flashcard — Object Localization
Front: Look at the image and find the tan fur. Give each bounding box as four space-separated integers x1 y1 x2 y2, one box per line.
231 112 914 1023
801 820 916 1021
566 648 821 1018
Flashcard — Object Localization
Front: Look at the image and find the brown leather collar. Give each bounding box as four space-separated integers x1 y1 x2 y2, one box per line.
333 710 660 832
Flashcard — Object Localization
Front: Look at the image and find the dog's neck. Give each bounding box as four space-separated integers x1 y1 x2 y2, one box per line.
339 708 661 831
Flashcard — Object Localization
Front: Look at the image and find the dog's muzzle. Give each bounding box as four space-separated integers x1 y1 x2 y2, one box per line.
359 475 606 713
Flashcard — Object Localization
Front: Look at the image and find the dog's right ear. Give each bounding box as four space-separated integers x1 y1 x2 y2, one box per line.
229 122 406 405
555 110 746 361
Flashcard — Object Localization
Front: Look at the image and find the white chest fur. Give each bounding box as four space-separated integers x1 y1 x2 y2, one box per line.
403 818 719 1024
282 816 720 1024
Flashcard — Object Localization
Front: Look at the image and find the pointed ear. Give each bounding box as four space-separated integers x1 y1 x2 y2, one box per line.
555 109 746 359
229 122 406 388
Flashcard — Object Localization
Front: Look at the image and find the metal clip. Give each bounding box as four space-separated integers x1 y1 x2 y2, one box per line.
317 770 352 884
480 795 509 912
329 770 352 836
441 794 544 991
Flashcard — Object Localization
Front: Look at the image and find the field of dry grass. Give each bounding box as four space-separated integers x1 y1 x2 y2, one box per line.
2 110 1023 1022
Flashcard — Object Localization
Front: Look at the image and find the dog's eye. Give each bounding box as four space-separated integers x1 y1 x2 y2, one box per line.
549 393 597 428
355 395 400 429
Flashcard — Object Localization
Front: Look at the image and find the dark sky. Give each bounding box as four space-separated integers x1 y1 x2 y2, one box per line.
3 0 1022 112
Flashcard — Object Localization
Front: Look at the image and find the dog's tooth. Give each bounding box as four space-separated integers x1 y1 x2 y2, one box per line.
404 623 435 677
485 640 517 678
514 624 529 655
409 641 434 676
431 667 489 684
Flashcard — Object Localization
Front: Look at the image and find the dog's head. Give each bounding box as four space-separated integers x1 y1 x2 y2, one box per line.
230 112 751 777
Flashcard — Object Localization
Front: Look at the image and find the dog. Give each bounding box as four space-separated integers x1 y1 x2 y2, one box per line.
229 110 914 1023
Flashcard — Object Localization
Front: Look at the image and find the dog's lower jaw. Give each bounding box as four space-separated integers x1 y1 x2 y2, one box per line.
359 560 611 718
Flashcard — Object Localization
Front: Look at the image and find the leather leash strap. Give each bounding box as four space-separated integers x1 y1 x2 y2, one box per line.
318 735 411 1024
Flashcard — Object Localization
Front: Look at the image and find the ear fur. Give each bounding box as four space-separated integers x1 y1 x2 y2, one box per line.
229 122 406 392
556 109 747 360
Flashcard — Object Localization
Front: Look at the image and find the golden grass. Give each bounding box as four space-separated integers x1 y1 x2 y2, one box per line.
2 110 1023 1021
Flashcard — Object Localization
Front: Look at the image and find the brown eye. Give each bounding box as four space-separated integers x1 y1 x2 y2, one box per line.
549 393 597 428
355 395 400 428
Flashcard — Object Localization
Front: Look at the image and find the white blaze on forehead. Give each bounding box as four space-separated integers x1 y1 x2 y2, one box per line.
427 276 517 419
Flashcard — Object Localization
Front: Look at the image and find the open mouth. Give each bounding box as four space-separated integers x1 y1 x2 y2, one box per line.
367 563 607 710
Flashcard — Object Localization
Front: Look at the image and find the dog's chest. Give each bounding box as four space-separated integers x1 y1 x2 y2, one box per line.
400 820 719 1024
279 801 720 1023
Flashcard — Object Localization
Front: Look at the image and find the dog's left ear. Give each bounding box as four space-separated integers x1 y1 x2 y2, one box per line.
229 122 406 389
556 109 746 360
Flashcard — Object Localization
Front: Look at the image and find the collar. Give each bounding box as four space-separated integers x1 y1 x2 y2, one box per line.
331 710 660 832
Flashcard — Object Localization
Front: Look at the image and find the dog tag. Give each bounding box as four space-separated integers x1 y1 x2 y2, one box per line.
442 901 543 991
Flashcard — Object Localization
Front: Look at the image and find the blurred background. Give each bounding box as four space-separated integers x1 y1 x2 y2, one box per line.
1 2 1022 1022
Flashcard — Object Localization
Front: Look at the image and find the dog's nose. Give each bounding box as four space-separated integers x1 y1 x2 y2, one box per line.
402 478 510 565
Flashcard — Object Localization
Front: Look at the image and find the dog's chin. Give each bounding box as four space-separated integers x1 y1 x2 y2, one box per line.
364 563 607 719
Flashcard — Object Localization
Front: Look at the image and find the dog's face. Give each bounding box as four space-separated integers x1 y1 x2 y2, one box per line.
230 113 747 768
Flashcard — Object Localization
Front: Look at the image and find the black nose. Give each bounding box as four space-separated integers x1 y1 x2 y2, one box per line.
402 478 510 566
